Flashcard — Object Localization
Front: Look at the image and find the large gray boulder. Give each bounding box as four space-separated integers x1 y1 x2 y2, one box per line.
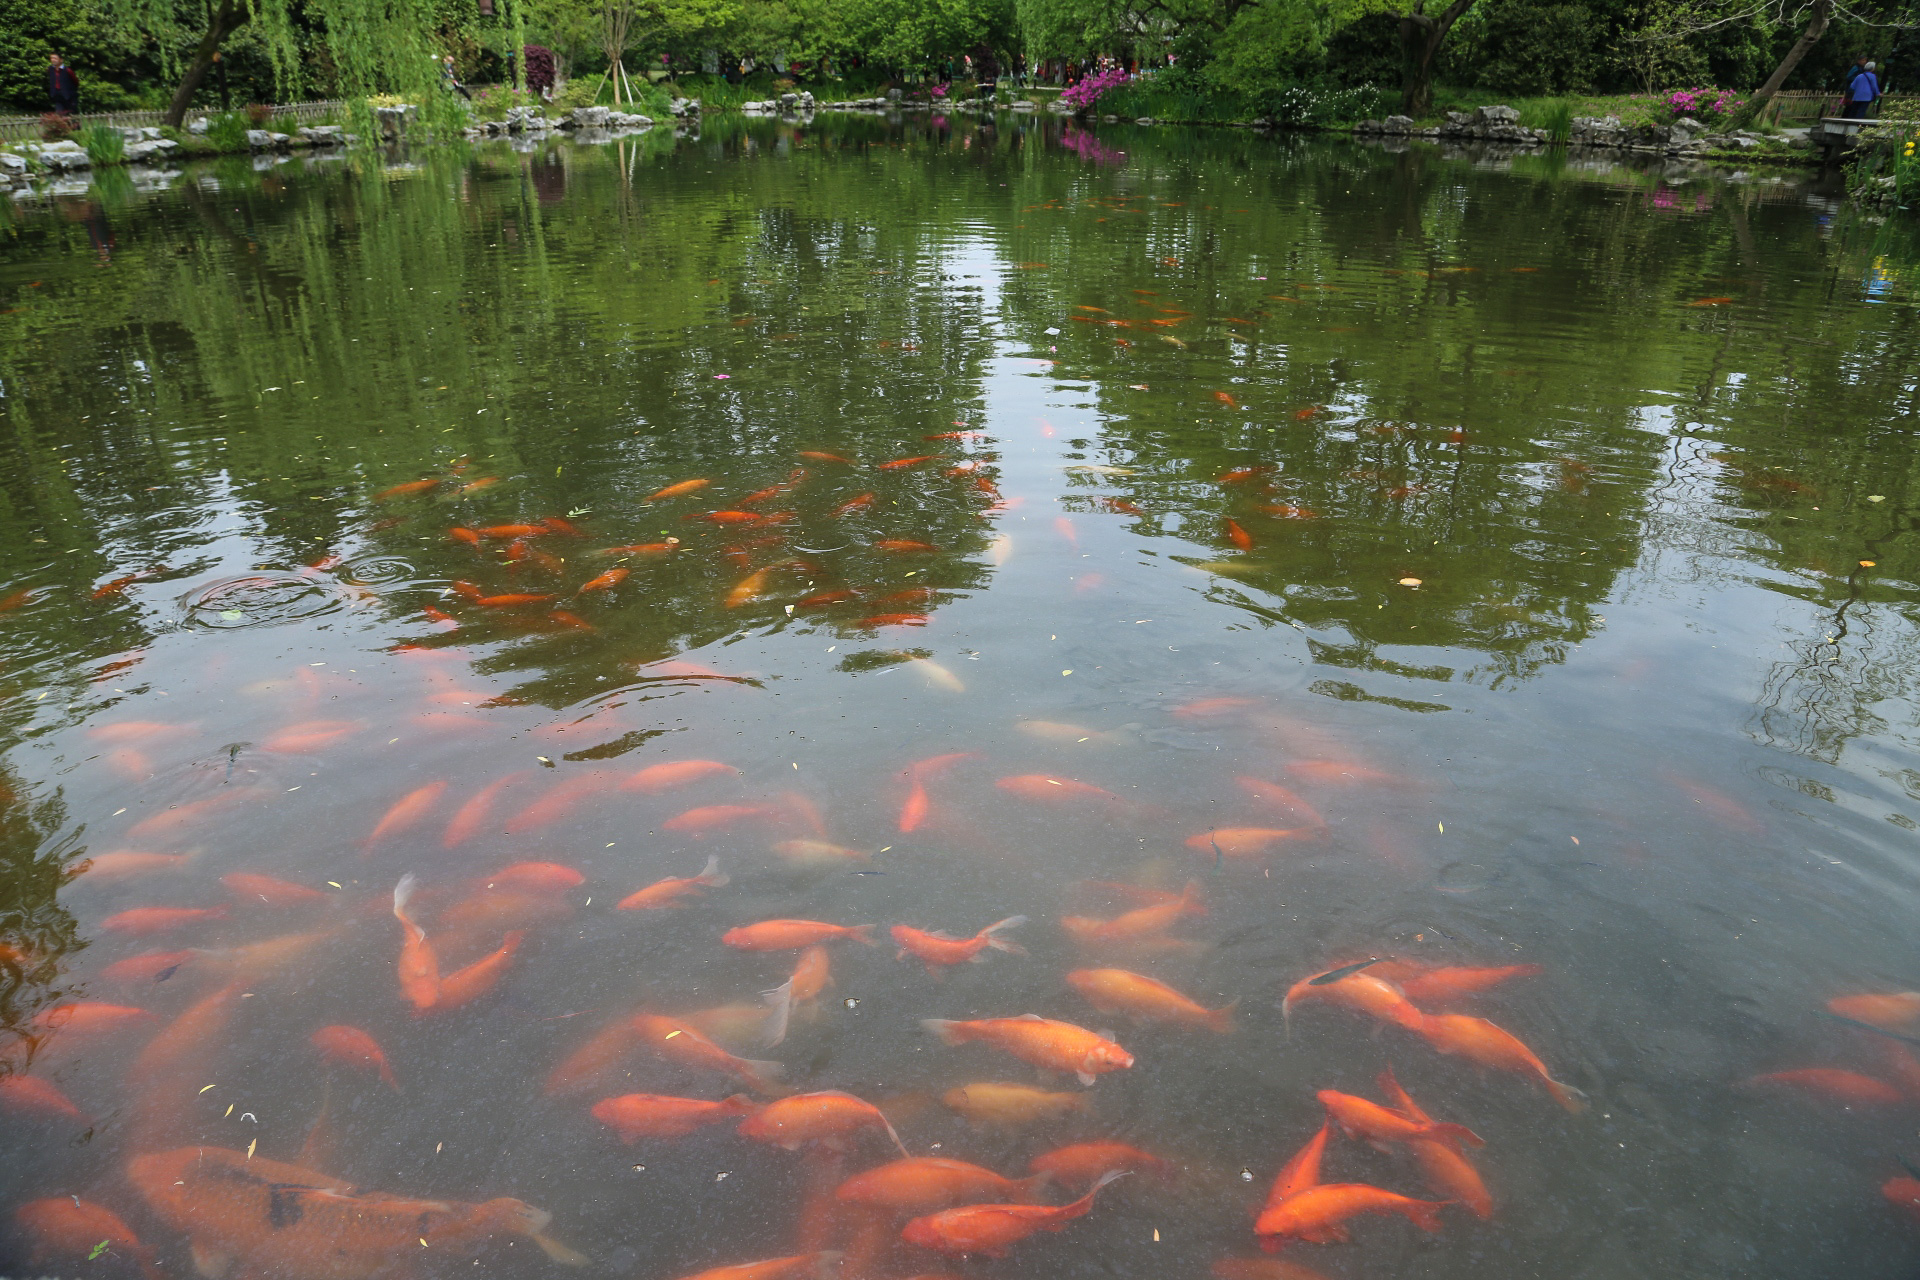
124 138 178 162
1474 104 1520 124
1381 115 1415 134
566 106 610 128
41 140 91 169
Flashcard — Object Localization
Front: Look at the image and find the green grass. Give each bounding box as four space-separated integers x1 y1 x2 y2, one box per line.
78 123 124 164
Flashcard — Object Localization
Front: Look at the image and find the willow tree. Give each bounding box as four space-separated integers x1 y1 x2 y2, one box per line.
103 0 452 126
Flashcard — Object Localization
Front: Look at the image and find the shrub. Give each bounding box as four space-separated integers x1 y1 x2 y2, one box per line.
522 44 554 95
245 102 273 125
1269 83 1386 127
205 110 250 150
1663 87 1744 119
79 122 124 163
39 112 75 141
1061 67 1130 111
1520 98 1575 143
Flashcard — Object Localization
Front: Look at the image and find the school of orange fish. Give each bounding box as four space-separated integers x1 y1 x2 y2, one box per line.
5 447 1918 1279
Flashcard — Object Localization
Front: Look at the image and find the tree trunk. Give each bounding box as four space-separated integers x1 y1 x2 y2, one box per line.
1746 0 1831 118
1398 0 1477 115
165 0 249 128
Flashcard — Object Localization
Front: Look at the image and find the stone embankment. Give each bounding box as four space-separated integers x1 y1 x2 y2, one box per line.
1356 103 1789 157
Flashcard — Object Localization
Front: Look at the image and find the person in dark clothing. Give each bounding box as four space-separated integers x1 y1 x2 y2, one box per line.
47 54 79 115
441 55 472 100
1844 57 1879 119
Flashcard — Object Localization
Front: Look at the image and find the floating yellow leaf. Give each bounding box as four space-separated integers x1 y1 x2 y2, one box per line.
1399 577 1422 586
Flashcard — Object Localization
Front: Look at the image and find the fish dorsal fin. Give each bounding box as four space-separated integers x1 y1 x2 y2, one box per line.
925 930 961 941
1015 1013 1047 1022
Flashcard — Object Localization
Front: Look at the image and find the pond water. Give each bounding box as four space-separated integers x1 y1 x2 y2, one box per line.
2 115 1920 1280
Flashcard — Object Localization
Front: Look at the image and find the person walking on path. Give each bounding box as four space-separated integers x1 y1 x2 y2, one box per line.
1844 55 1879 119
47 54 79 115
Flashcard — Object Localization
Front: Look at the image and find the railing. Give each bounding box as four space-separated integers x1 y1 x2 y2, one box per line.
0 100 348 143
1761 90 1917 123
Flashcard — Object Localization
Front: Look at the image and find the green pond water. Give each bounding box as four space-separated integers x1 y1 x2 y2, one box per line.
1 114 1920 1279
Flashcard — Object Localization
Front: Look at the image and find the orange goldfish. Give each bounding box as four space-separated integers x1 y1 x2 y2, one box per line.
374 478 439 500
702 510 765 525
1829 992 1920 1033
14 1198 161 1279
546 1016 642 1095
832 493 876 517
578 568 628 593
1059 881 1205 945
1378 1068 1492 1219
724 919 874 951
1254 1183 1447 1247
1318 1089 1482 1150
921 1015 1133 1083
450 526 481 545
76 851 191 882
365 780 448 848
878 455 940 471
1885 1176 1920 1224
442 773 525 847
759 946 833 1048
221 871 329 907
476 592 555 607
995 774 1127 805
892 916 1027 973
900 1169 1127 1258
772 839 872 869
619 856 729 910
941 1082 1088 1126
1065 969 1234 1033
1370 961 1543 1004
128 1146 584 1274
876 539 939 553
799 451 854 464
1029 1141 1172 1190
481 523 546 539
1224 518 1254 550
1184 827 1320 860
102 948 198 984
1746 1068 1903 1106
648 478 712 502
739 1089 909 1155
392 873 439 1012
505 772 613 835
857 613 929 628
1264 1122 1330 1212
671 1254 837 1280
263 719 360 753
593 1092 755 1141
486 861 584 892
0 1075 86 1121
725 567 778 608
631 1013 783 1091
101 905 227 935
1416 1013 1587 1112
126 790 247 842
30 1001 157 1040
1281 963 1424 1031
1212 1258 1332 1280
311 1024 400 1091
598 540 681 555
838 1158 1047 1214
433 930 524 1011
664 803 779 835
625 759 740 793
1234 777 1325 825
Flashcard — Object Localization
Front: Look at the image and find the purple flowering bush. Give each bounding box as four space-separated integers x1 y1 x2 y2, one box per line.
1663 87 1743 119
1060 68 1130 110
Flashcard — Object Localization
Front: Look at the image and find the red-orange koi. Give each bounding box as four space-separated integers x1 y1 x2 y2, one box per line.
995 774 1127 805
626 759 740 793
1030 1142 1171 1190
1281 965 1424 1031
1378 1068 1492 1219
433 930 524 1011
901 1169 1127 1257
480 524 545 539
374 478 439 501
858 613 929 628
876 539 939 553
1319 1089 1482 1150
102 949 198 984
30 1001 157 1039
262 719 360 753
619 856 729 910
311 1025 400 1091
796 589 858 608
221 872 329 907
832 493 876 517
443 773 525 847
392 874 439 1012
504 773 612 835
366 780 448 848
877 455 940 470
14 1197 159 1278
101 905 228 936
893 916 1027 973
593 1092 755 1142
1224 519 1253 550
1254 1183 1447 1247
647 478 711 502
1747 1068 1902 1106
739 1090 909 1155
450 526 481 545
0 1075 87 1122
724 919 875 951
664 803 778 835
1416 1013 1587 1111
630 1013 783 1090
598 540 681 556
1368 961 1543 1004
579 568 628 593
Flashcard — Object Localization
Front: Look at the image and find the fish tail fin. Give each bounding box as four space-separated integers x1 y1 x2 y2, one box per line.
810 1250 845 1280
1547 1078 1589 1113
760 978 795 1048
1178 879 1208 916
920 1017 966 1046
501 929 528 956
530 1232 592 1267
392 872 419 922
722 1093 757 1116
740 1057 786 1091
879 1109 911 1159
1204 999 1239 1035
1426 1121 1485 1151
982 916 1029 954
1014 1171 1052 1202
849 924 877 946
1406 1199 1450 1233
1068 1168 1132 1215
696 855 730 888
380 1060 401 1093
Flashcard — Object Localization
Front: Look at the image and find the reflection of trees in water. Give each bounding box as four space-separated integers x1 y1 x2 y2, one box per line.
0 781 82 1076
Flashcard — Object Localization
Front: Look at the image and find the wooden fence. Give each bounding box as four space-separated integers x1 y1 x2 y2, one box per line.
0 100 347 143
1761 89 1917 123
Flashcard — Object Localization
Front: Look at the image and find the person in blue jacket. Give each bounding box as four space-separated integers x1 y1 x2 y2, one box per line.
1844 55 1880 119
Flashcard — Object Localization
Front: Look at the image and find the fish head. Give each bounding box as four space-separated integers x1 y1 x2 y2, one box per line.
1087 1042 1135 1072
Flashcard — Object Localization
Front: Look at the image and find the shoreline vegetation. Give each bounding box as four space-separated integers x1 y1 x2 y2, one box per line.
3 83 1843 179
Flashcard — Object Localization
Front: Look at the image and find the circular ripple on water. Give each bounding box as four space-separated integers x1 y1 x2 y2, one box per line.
339 555 416 586
178 573 352 629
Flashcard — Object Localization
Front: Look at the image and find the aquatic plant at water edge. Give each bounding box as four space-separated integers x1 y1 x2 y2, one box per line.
205 110 251 150
79 124 125 164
